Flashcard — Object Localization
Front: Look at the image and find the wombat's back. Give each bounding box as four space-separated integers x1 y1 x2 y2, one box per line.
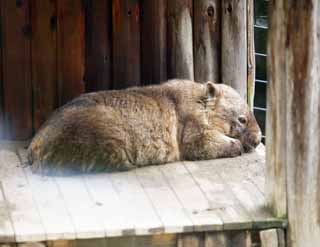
28 89 180 174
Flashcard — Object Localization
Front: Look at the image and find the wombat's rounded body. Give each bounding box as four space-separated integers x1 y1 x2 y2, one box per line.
28 80 261 174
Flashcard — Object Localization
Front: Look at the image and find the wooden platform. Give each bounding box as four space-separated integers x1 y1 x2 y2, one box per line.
0 143 286 246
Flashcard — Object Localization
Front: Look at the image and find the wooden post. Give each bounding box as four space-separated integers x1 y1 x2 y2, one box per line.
167 0 194 80
267 1 320 246
57 0 85 105
31 0 58 131
265 0 287 219
246 0 255 110
84 0 112 92
112 0 141 89
141 0 167 85
1 0 32 140
221 0 247 99
193 0 221 83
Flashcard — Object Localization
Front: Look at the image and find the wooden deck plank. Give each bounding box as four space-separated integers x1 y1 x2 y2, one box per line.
183 161 253 230
135 167 194 233
23 166 76 241
210 152 284 229
0 148 46 242
53 175 106 239
82 173 132 237
0 181 15 243
108 171 164 235
159 162 223 231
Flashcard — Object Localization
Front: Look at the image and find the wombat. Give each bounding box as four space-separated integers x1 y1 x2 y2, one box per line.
28 79 261 174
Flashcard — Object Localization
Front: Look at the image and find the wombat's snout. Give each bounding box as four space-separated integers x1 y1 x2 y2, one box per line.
242 130 262 152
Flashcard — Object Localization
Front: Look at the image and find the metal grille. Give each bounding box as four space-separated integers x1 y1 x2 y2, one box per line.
254 0 268 142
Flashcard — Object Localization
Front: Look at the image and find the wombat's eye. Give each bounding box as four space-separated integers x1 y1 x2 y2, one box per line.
238 116 247 124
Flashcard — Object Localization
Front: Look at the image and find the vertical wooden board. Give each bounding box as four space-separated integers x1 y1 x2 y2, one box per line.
193 0 221 83
221 0 247 99
31 0 58 130
75 238 106 247
260 229 279 247
141 0 167 85
177 233 203 247
112 0 141 89
246 0 255 110
1 0 32 140
57 0 85 105
167 0 194 80
47 240 74 247
229 231 251 247
133 235 177 247
205 232 227 247
84 0 112 92
0 1 3 139
107 236 134 247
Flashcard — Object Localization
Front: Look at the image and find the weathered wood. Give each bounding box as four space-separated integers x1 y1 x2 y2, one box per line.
135 167 194 234
0 1 3 139
141 0 167 85
134 234 176 247
268 1 320 246
57 0 85 105
0 181 15 243
260 229 278 247
247 0 255 110
18 243 46 247
0 148 46 242
193 0 221 83
31 0 58 130
177 233 203 247
221 0 247 98
228 231 251 247
1 0 32 139
84 0 112 92
265 0 287 219
159 162 223 231
167 0 194 80
112 0 141 89
107 236 133 247
47 240 74 247
75 238 106 247
184 161 252 230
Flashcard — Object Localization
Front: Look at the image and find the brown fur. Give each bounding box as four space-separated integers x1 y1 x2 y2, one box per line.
28 80 261 174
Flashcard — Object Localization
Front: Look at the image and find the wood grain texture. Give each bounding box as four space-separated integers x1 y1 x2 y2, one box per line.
57 0 85 105
221 0 247 98
112 0 141 89
246 0 255 110
141 0 167 85
265 0 287 218
1 0 32 140
0 1 3 139
167 0 194 80
193 0 221 83
177 233 203 247
31 0 58 131
260 229 285 247
268 1 320 246
84 0 112 92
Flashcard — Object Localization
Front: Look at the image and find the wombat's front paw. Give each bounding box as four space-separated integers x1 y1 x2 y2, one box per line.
228 139 244 157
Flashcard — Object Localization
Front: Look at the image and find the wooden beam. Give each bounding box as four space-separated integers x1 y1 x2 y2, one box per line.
246 0 255 110
265 0 287 219
167 0 194 80
1 0 32 140
221 0 247 98
31 0 58 131
84 0 112 92
267 1 320 246
112 0 141 89
193 0 221 83
57 0 85 105
141 0 167 85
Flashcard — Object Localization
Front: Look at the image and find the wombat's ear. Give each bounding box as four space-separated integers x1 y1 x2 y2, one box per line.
206 82 220 100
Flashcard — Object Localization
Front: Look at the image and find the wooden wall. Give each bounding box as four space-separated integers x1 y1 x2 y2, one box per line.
0 0 251 140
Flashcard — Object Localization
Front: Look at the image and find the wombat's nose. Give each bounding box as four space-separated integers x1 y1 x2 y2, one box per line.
251 131 262 148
